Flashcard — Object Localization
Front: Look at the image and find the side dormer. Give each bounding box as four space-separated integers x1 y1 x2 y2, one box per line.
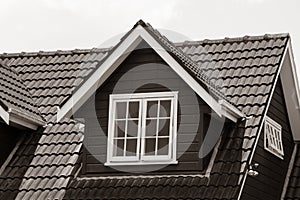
56 20 244 176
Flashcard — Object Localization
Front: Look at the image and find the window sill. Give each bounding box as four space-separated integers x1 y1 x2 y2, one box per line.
104 160 178 166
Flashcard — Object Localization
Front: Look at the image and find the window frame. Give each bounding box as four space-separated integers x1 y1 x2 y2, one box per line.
106 91 178 166
264 116 284 159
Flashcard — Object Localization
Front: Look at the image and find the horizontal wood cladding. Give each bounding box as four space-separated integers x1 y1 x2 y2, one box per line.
0 122 22 167
76 41 214 176
242 78 294 200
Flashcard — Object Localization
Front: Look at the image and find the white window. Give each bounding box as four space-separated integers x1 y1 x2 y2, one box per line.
105 92 178 165
264 116 284 159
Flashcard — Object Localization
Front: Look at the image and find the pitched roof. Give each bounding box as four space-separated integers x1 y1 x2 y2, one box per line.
56 20 242 122
0 21 290 199
0 63 44 127
0 119 84 199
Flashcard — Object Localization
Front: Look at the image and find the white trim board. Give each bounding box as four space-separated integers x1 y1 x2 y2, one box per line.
238 37 300 199
237 37 290 200
57 25 244 122
0 106 42 130
105 91 178 166
280 41 300 140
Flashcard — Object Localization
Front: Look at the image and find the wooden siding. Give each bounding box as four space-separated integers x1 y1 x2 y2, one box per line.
0 122 22 167
76 41 216 176
241 78 295 200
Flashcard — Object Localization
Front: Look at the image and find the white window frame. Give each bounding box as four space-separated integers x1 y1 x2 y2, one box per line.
105 91 178 166
264 116 284 159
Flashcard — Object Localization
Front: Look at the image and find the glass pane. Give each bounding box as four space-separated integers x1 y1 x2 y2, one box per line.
128 101 139 119
145 119 157 137
115 121 125 137
127 120 138 137
113 139 124 156
145 138 156 155
158 119 170 136
116 102 127 119
157 138 169 155
160 100 171 117
126 139 137 156
147 101 158 118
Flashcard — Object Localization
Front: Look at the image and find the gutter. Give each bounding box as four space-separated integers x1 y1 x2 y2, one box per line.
0 106 46 130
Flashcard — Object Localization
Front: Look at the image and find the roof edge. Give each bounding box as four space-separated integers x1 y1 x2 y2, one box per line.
9 108 46 130
0 34 289 58
175 33 290 46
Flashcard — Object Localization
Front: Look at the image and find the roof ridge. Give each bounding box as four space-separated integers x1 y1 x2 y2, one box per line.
175 33 290 46
0 33 289 58
0 47 112 58
143 21 227 100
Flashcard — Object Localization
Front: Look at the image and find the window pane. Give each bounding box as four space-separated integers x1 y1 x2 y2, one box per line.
127 120 138 137
116 102 127 119
147 101 158 118
115 121 125 137
158 119 170 136
113 139 124 156
128 101 139 119
145 138 156 155
160 100 171 117
157 138 169 155
126 139 137 156
145 119 157 137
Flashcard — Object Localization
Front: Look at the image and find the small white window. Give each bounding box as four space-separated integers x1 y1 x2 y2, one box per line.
264 116 284 159
106 91 178 165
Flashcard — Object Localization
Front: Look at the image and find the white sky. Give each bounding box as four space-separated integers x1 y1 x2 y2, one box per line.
0 0 299 75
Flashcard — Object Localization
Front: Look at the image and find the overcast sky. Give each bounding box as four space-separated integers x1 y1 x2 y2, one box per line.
1 0 299 76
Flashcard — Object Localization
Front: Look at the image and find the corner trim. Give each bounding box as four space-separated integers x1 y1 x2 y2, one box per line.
0 105 9 124
237 37 290 200
281 143 297 200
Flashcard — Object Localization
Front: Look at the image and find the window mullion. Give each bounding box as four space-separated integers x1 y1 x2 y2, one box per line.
136 99 143 160
140 99 147 160
123 101 129 157
155 100 160 156
168 98 174 159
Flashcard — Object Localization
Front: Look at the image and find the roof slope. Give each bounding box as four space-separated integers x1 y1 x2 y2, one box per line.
0 23 289 199
177 34 288 170
0 63 44 125
0 120 84 200
0 49 109 122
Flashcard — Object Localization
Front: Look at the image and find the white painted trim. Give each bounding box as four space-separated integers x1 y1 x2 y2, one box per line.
106 91 178 166
0 105 9 124
287 40 300 109
280 41 300 140
237 37 290 200
219 100 245 122
264 116 284 159
76 173 206 181
104 160 178 166
56 25 243 122
0 106 42 130
9 114 39 130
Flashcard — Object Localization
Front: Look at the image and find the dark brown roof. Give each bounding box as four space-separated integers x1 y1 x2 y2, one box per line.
0 119 84 199
0 63 44 125
0 20 289 199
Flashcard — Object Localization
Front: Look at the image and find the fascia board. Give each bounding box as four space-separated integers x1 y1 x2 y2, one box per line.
0 105 9 124
280 41 300 140
57 25 243 122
